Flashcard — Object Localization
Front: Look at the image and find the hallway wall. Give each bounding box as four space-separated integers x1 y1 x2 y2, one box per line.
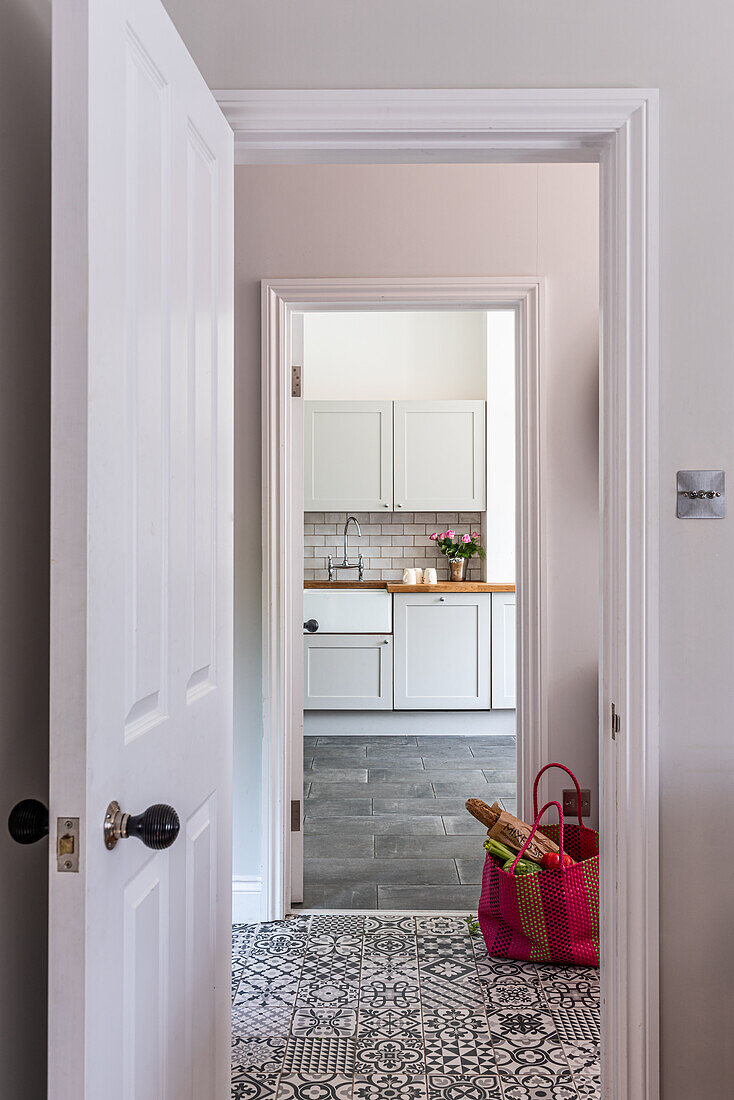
230 161 600 887
0 0 52 1094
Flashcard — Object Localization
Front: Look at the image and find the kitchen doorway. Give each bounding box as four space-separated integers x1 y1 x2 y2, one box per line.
261 274 552 918
296 304 524 910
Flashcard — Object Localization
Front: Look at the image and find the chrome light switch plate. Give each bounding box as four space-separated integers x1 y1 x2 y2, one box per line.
677 470 725 518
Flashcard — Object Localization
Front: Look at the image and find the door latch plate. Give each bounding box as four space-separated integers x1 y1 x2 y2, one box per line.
56 816 80 872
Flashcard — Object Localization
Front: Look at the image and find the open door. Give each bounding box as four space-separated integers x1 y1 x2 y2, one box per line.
49 0 233 1096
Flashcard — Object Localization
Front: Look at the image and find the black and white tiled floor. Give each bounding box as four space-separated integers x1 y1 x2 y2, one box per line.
302 735 517 910
231 915 601 1099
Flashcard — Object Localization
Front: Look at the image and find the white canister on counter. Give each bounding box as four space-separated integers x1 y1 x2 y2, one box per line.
413 567 423 583
423 567 438 585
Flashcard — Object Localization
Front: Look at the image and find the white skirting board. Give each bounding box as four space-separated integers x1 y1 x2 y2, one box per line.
232 877 263 923
303 709 516 736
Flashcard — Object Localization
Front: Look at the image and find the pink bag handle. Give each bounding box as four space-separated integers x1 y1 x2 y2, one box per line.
533 762 584 828
510 800 565 874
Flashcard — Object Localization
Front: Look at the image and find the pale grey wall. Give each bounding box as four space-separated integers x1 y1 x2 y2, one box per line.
160 1 734 1092
0 0 51 1094
232 162 600 868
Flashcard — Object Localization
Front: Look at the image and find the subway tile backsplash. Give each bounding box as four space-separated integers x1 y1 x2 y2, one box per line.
303 511 483 582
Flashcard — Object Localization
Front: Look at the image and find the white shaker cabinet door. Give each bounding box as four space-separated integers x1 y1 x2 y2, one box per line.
491 592 517 709
393 593 490 709
304 634 393 709
393 400 486 511
304 400 393 510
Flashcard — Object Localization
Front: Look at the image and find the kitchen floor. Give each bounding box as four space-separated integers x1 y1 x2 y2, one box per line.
300 734 516 910
231 913 601 1099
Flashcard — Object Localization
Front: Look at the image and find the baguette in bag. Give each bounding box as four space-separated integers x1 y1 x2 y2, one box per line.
465 799 559 864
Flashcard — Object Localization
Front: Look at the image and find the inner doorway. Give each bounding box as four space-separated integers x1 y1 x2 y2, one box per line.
296 304 521 911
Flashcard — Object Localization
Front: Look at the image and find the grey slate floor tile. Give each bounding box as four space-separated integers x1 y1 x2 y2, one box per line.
305 815 446 836
308 781 436 798
442 815 488 835
377 885 483 910
303 734 514 911
304 798 373 818
299 883 377 909
372 797 477 815
375 835 482 859
456 858 487 885
305 835 375 859
304 857 459 885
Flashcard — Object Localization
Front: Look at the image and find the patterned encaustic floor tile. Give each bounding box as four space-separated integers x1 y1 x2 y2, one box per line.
231 915 600 1098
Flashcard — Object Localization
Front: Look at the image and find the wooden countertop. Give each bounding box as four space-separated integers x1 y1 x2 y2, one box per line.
304 580 515 593
304 580 388 589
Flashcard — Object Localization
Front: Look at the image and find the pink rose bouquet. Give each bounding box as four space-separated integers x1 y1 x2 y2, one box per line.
430 530 485 562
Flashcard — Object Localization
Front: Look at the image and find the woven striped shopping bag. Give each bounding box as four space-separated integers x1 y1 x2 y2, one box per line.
477 763 599 966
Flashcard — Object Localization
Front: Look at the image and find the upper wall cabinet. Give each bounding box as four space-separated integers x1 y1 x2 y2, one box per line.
304 399 486 512
304 401 393 510
393 400 486 511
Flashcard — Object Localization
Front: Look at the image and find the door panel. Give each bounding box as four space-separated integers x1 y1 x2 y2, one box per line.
185 797 217 1099
123 856 169 1100
304 400 393 510
50 1 233 1096
393 594 490 709
394 400 486 510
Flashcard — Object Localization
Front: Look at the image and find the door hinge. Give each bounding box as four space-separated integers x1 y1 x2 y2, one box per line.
611 703 621 740
291 365 302 398
291 800 301 832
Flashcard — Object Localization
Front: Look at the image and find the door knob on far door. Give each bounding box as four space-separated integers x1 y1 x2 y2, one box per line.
8 798 49 844
104 800 180 851
303 619 319 633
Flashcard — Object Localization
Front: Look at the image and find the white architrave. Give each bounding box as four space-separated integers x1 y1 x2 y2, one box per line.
260 278 543 922
218 89 660 1100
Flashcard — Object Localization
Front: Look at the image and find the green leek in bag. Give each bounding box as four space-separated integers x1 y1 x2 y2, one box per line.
502 856 540 877
483 837 516 863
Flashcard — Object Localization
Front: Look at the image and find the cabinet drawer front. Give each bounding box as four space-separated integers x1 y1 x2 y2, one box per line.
393 594 490 710
304 635 393 710
303 589 392 634
304 400 393 510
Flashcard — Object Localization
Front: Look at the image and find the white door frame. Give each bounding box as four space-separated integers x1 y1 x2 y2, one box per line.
264 279 543 908
215 88 660 1100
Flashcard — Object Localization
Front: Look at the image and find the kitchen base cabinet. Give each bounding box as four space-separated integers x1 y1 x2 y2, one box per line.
393 593 490 709
491 591 517 709
304 634 393 710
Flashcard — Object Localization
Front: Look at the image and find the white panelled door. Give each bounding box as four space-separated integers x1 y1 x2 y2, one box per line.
49 1 233 1097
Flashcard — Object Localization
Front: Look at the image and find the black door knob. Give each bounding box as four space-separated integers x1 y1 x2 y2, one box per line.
104 801 180 850
304 619 319 633
8 799 49 845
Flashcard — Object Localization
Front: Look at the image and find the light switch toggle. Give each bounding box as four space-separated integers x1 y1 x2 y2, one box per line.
677 470 725 518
